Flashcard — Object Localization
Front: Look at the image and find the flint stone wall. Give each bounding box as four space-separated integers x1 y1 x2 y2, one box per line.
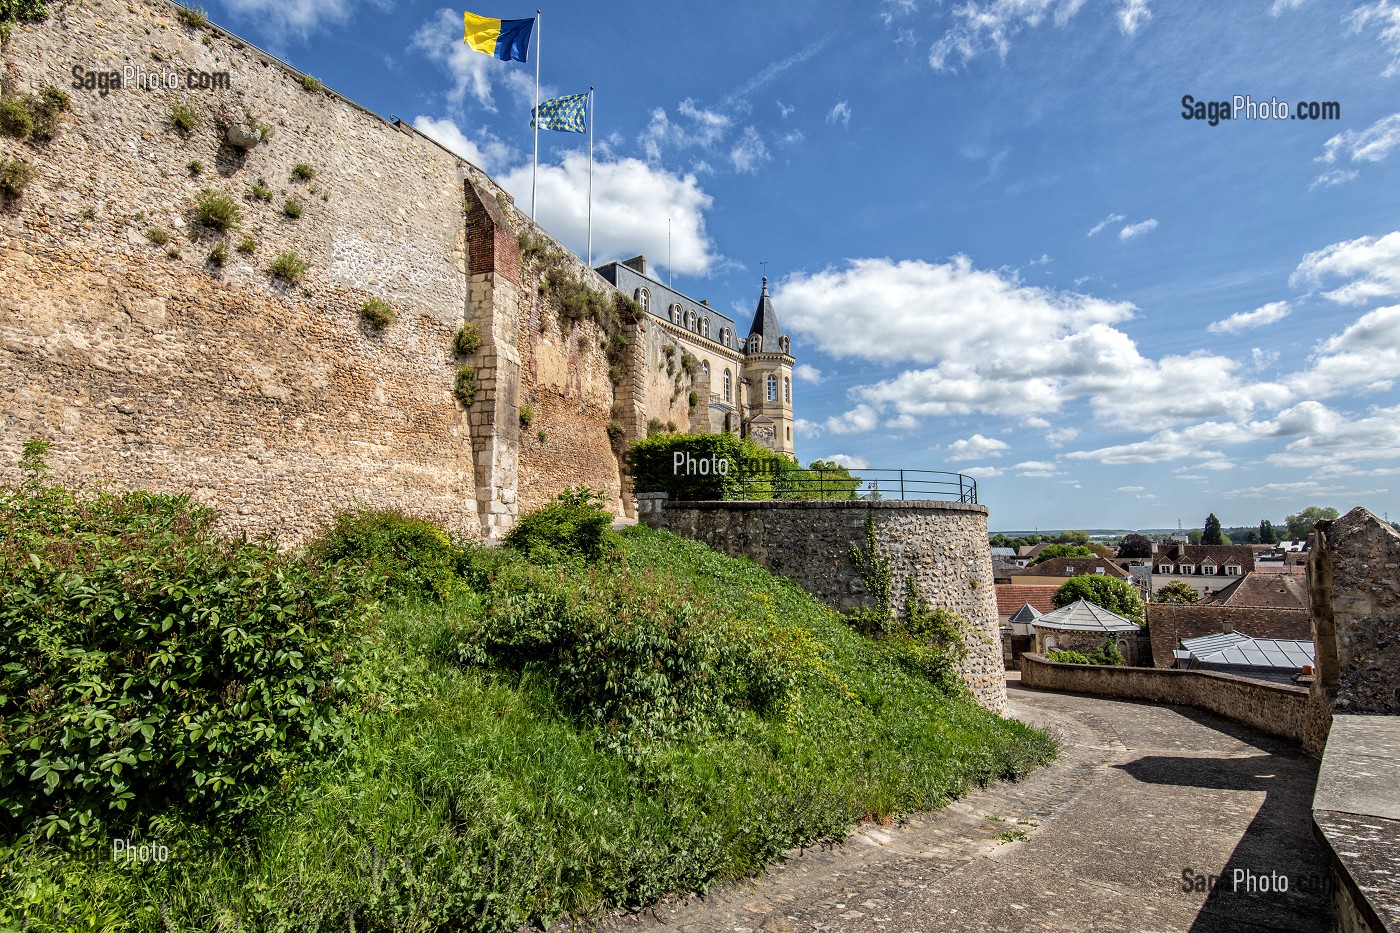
639 495 1006 714
1020 652 1308 742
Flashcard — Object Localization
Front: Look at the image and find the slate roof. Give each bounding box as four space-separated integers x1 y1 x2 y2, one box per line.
1150 545 1256 573
1179 631 1314 670
995 584 1060 616
746 276 786 350
1008 603 1043 624
1016 557 1130 579
1204 572 1308 611
1031 599 1140 633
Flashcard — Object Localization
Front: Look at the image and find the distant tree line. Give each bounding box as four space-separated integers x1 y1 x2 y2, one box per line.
992 505 1347 550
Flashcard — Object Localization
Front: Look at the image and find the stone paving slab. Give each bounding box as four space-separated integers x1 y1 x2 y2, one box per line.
561 678 1331 933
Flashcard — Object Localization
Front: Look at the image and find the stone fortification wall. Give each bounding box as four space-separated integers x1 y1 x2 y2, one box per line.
1020 653 1308 742
1305 507 1400 755
0 0 637 539
639 495 1006 714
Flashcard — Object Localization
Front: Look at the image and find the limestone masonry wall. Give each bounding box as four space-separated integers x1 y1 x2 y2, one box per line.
1021 653 1308 742
641 497 1007 714
0 0 632 539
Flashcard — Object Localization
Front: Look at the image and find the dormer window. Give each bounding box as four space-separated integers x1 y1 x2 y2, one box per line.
1159 564 1173 574
779 335 790 354
1225 564 1240 576
636 288 650 314
749 335 762 353
1180 564 1195 574
1202 562 1217 575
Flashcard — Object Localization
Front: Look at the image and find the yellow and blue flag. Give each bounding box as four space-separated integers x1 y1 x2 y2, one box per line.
463 11 534 62
532 93 588 133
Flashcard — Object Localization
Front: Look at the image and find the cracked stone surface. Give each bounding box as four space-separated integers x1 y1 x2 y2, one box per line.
568 676 1331 933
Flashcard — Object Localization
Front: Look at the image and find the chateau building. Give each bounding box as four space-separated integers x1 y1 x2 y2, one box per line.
595 256 796 454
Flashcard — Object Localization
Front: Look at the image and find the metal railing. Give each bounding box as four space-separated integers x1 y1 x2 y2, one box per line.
725 463 978 504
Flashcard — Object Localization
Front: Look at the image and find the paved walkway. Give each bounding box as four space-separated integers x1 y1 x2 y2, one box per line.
587 677 1331 933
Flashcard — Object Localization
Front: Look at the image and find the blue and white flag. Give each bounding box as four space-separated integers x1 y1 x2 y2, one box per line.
532 93 588 133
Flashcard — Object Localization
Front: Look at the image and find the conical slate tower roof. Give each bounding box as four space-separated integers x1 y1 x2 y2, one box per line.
746 276 785 349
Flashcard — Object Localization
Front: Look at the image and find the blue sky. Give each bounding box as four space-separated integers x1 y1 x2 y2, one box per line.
204 0 1400 530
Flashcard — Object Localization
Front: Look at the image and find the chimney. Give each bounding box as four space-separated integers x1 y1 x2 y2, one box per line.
1222 621 1234 634
1150 541 1159 554
622 256 647 276
1175 541 1186 558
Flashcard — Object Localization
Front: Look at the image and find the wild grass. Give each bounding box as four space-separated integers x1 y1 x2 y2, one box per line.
0 516 1053 931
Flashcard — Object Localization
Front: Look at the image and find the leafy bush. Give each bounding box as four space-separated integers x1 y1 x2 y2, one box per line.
290 162 315 180
249 179 273 201
270 250 309 283
502 487 618 564
453 321 481 355
606 419 625 440
170 103 199 135
235 235 256 254
453 365 476 406
0 452 374 844
282 198 303 218
186 159 203 176
194 188 240 231
301 75 323 92
1088 639 1125 666
144 227 170 246
361 297 395 328
206 241 227 268
0 158 32 197
628 433 763 500
1154 579 1200 604
518 404 534 428
1031 543 1095 564
1046 649 1094 665
175 3 206 26
0 96 33 138
308 509 460 601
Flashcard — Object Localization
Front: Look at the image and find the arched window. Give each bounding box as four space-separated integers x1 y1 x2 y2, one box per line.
783 377 790 403
636 288 650 314
766 374 777 401
723 369 732 403
779 335 790 354
701 360 710 377
670 304 681 325
786 425 791 441
702 318 709 337
749 335 762 354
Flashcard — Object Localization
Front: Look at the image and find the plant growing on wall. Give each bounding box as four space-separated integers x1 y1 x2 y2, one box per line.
194 189 240 230
270 251 309 283
282 199 303 219
175 3 206 27
452 322 481 355
145 228 171 246
249 179 273 201
301 75 323 92
290 162 316 181
0 158 33 199
518 405 534 428
453 365 476 406
360 298 395 329
0 96 34 138
848 516 893 632
170 103 199 135
206 241 227 268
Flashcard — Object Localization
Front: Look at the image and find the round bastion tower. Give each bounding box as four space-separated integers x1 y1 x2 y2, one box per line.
741 276 795 455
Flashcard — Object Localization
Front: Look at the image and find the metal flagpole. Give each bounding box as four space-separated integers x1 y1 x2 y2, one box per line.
531 9 540 221
587 86 594 266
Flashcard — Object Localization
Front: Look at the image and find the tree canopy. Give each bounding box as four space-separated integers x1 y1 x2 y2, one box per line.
1031 543 1095 564
1285 506 1339 541
1153 580 1200 604
1118 533 1153 559
1053 574 1145 625
1202 513 1223 546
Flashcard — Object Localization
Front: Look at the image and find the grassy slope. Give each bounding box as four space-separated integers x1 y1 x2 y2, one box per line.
2 526 1054 932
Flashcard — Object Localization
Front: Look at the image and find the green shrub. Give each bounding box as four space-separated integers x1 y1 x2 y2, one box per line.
174 3 206 26
688 390 699 407
308 509 460 602
2 158 35 197
0 95 33 138
502 487 617 564
145 227 170 246
1088 639 1126 666
537 429 548 443
206 241 227 267
452 321 481 355
301 74 322 92
1046 649 1094 665
627 433 800 501
194 188 240 231
170 102 199 135
270 250 309 283
453 365 477 406
235 234 257 254
186 159 203 176
290 162 315 180
282 198 302 218
606 419 625 440
0 456 375 844
360 297 395 329
27 86 69 141
518 404 534 428
249 179 273 201
1053 574 1144 625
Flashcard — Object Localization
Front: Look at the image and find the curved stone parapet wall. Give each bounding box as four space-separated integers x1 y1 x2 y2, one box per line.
639 495 1006 714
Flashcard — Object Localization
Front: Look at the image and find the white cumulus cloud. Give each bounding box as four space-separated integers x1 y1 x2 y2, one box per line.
1291 231 1400 304
1208 301 1291 335
822 454 870 469
1119 218 1159 240
794 363 824 383
1346 1 1400 77
943 434 1011 460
